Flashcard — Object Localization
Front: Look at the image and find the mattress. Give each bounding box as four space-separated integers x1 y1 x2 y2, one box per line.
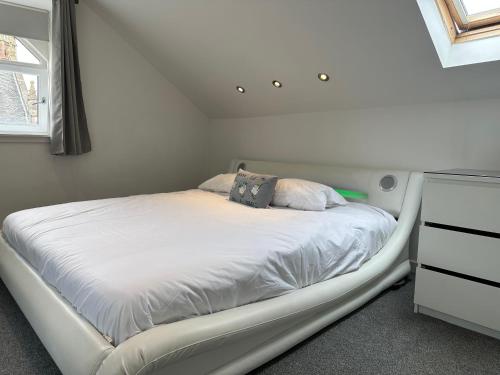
2 189 396 345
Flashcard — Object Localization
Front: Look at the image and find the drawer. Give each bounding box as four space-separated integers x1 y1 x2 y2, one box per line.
422 178 500 233
415 268 500 332
418 226 500 283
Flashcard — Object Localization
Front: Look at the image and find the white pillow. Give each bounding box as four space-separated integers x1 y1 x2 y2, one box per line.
198 173 236 193
272 178 347 211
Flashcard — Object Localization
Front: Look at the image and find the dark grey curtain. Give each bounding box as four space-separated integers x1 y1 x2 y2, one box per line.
50 0 91 155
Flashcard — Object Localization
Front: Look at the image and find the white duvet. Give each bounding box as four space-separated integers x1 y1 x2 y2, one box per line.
2 189 396 345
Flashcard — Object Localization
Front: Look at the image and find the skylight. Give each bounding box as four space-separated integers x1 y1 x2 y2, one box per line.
417 0 500 67
461 0 500 16
431 0 500 42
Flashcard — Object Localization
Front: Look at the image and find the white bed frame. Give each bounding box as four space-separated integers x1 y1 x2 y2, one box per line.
0 159 423 375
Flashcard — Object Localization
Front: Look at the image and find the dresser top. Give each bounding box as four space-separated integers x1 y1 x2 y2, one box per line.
426 169 500 179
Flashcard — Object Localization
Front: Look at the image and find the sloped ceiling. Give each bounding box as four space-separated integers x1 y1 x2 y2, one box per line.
86 0 500 118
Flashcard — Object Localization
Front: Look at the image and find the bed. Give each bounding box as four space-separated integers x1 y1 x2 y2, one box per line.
0 159 423 375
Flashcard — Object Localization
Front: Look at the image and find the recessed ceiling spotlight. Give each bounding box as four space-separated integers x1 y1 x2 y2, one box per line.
236 86 245 93
272 80 282 88
318 73 330 82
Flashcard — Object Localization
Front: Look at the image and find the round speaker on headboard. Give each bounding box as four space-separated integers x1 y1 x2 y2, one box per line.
236 162 247 171
379 175 397 192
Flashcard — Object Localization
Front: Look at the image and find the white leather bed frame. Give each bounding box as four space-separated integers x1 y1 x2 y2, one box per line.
0 159 423 375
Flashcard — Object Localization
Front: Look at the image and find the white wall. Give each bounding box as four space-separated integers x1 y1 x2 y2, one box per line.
208 98 500 175
208 98 500 261
0 3 208 221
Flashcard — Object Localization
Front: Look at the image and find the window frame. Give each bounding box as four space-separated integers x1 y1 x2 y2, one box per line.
457 0 500 27
418 0 500 67
0 36 49 137
436 0 500 43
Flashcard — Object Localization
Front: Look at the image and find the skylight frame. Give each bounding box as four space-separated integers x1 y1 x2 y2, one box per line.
437 0 500 43
452 0 500 29
418 0 500 67
460 0 500 16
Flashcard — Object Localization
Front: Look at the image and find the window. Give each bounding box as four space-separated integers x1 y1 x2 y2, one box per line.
0 33 49 136
437 0 500 43
418 0 500 67
461 0 500 16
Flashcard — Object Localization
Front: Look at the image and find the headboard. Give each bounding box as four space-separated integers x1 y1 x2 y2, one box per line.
229 159 411 217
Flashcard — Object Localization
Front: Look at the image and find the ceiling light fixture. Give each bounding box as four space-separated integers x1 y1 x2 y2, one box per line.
236 86 245 93
272 80 282 88
318 73 330 82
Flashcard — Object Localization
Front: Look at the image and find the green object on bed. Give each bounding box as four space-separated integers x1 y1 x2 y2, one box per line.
335 189 369 200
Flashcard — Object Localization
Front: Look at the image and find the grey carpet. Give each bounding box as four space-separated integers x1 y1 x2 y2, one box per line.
1 278 499 375
252 278 500 375
0 281 60 375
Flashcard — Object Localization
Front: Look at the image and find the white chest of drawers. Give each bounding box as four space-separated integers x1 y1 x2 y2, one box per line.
414 169 500 339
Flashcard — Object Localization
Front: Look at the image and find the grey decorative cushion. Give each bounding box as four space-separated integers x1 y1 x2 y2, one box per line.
229 170 278 208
